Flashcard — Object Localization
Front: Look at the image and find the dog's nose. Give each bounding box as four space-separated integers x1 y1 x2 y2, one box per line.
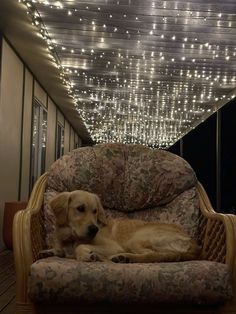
88 225 98 237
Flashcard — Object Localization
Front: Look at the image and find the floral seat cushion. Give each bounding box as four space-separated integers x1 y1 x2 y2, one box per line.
28 257 233 305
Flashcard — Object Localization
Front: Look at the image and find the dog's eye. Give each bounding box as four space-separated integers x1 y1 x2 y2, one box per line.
93 209 97 214
77 205 85 212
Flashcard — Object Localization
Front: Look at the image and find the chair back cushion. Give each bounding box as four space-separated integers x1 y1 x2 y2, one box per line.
44 143 200 245
46 143 197 210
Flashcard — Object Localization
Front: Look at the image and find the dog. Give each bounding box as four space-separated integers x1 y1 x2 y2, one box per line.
42 190 200 263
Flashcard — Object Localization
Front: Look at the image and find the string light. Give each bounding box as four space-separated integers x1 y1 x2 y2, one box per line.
19 0 236 148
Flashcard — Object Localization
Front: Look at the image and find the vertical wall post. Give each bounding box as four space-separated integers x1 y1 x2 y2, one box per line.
29 79 35 196
180 138 183 158
216 110 221 212
18 66 26 201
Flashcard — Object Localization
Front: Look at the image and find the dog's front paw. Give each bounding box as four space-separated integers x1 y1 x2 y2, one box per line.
110 254 130 263
89 252 102 262
39 249 65 259
75 245 102 262
38 249 56 259
78 251 101 262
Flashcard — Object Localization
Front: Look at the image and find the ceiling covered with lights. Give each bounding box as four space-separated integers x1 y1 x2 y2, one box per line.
16 1 236 147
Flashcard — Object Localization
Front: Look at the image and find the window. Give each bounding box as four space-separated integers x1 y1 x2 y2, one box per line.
56 122 64 159
31 98 47 189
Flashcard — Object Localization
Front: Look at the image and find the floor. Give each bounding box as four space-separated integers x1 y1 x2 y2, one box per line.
0 250 16 314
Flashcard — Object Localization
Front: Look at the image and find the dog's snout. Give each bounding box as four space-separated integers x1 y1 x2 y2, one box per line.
88 224 98 237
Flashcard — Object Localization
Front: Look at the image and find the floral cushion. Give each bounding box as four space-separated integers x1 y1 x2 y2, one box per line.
36 144 232 307
28 257 233 304
107 187 200 240
46 143 197 211
44 143 199 246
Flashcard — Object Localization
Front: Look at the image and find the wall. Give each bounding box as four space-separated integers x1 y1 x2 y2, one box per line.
0 39 23 250
0 37 82 250
168 99 236 214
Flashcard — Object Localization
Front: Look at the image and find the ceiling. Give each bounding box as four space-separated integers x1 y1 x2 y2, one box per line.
0 0 92 143
2 1 236 148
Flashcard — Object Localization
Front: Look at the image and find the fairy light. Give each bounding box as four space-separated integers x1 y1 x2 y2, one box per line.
19 0 236 148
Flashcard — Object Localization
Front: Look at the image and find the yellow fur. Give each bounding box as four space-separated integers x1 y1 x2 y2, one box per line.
48 190 200 263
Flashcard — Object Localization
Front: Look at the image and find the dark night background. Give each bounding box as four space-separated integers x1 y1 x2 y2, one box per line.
168 98 236 214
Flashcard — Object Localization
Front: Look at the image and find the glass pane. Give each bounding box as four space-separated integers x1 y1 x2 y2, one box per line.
182 113 217 209
56 122 64 159
30 99 47 190
220 101 236 214
61 126 64 156
31 102 40 187
41 109 47 174
56 124 62 159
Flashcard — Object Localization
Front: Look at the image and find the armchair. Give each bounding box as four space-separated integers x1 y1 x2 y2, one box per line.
13 143 236 314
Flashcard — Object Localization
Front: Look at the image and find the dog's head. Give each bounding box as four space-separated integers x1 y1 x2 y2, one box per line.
49 190 107 241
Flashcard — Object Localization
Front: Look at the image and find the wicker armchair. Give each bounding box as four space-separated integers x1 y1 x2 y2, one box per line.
13 144 236 314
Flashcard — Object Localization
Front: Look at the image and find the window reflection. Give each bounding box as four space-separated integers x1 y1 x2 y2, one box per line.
56 122 64 159
31 98 47 189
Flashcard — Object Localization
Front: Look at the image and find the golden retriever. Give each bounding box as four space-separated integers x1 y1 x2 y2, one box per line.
44 190 200 263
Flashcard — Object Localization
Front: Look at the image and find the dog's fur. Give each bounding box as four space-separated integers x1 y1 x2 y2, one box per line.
42 190 200 263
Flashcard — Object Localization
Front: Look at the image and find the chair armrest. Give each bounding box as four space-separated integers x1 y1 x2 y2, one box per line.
13 173 48 306
197 182 236 313
197 182 236 308
197 182 236 271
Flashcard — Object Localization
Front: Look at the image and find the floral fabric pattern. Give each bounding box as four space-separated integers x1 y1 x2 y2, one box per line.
43 190 58 246
36 144 233 306
122 145 197 210
46 143 197 211
44 144 199 247
44 143 200 247
106 187 200 240
28 257 233 304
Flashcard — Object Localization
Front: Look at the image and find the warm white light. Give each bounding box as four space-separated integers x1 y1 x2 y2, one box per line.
22 0 236 148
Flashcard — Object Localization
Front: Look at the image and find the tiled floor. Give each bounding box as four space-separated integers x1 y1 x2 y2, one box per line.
0 250 15 314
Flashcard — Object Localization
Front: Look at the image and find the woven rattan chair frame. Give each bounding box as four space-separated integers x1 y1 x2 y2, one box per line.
13 173 236 314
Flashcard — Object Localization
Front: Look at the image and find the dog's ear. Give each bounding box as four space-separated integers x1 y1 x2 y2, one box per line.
95 195 107 226
49 192 71 226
